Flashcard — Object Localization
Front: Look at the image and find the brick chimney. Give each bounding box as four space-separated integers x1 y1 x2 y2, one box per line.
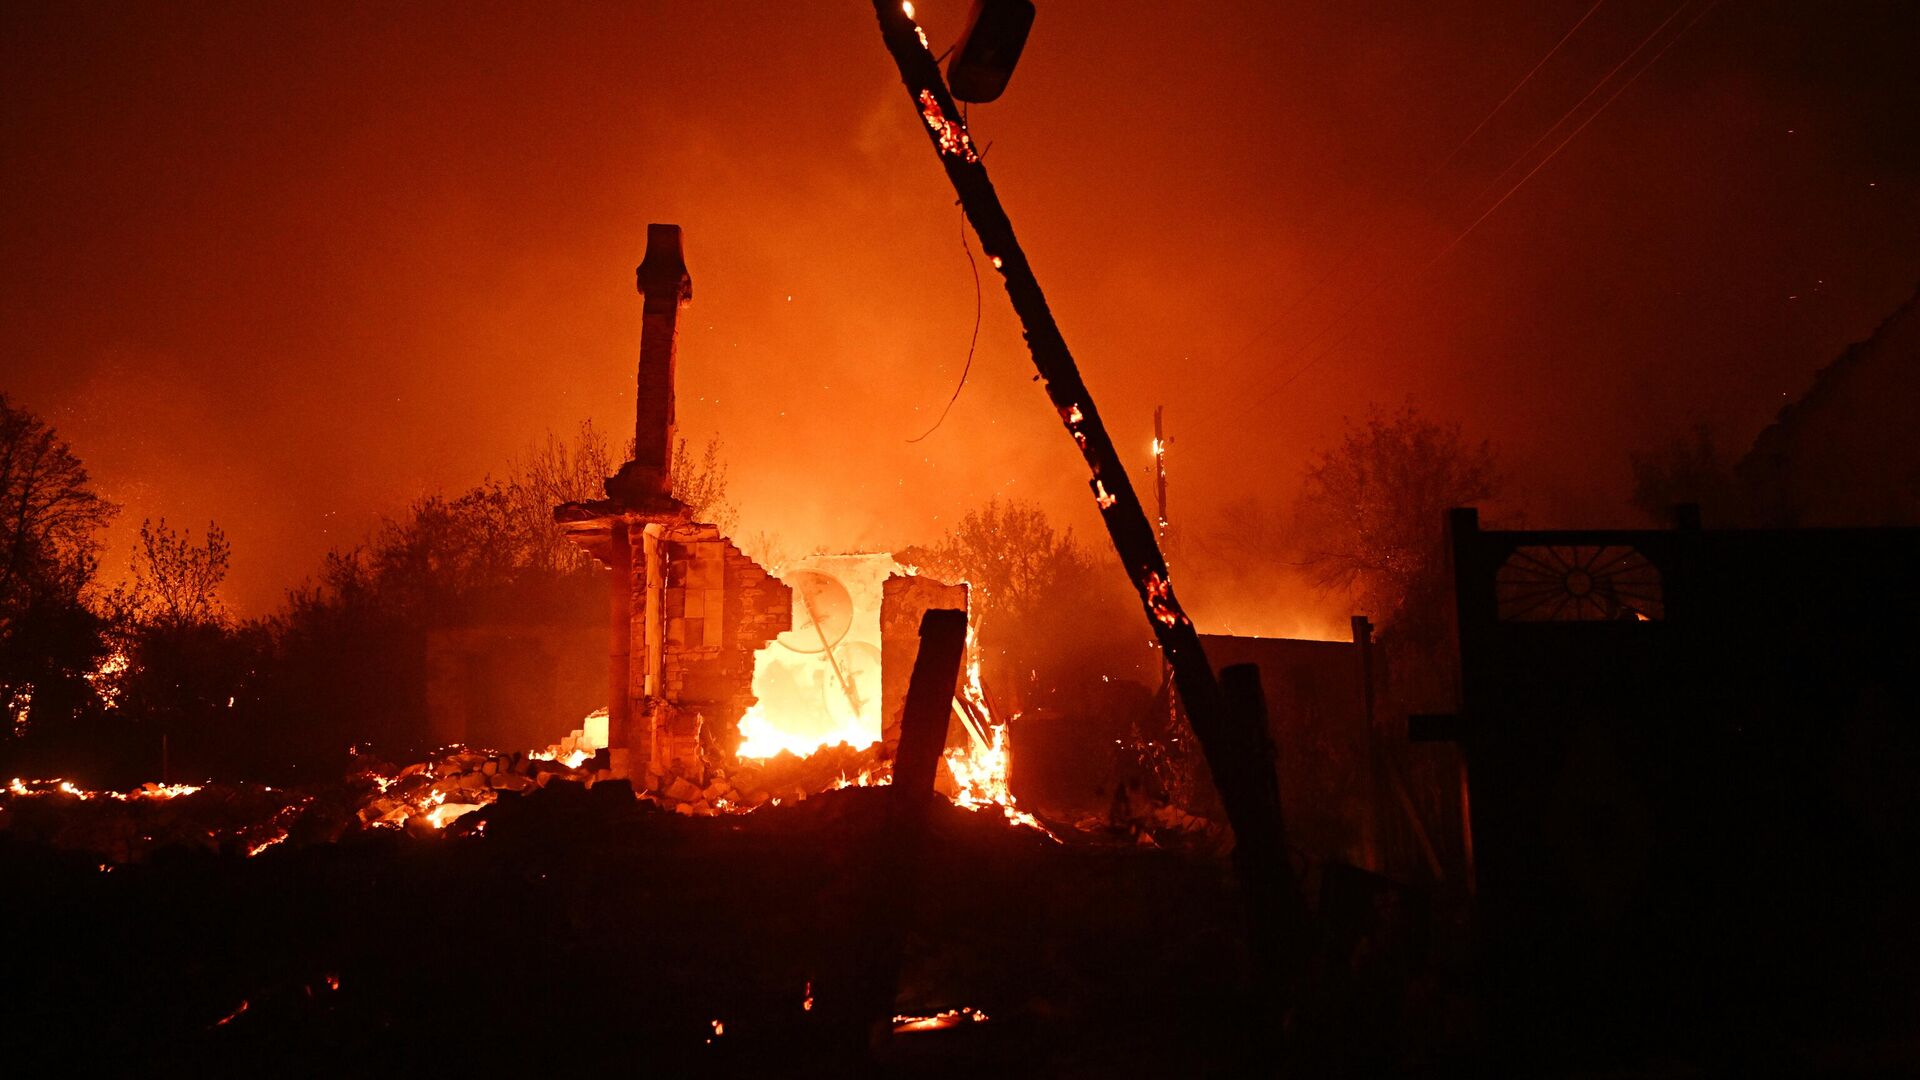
606 223 693 511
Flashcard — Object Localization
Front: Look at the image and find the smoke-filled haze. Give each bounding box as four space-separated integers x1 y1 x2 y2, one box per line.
4 0 1916 629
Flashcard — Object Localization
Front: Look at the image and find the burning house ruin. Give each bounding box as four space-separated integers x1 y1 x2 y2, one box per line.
554 224 975 799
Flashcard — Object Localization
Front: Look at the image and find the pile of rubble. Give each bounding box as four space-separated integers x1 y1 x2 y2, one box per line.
648 740 890 815
351 747 598 833
4 708 1098 862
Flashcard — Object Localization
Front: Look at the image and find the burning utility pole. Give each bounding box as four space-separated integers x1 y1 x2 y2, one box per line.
1152 406 1178 736
1152 405 1170 556
869 1 1303 996
870 2 1222 748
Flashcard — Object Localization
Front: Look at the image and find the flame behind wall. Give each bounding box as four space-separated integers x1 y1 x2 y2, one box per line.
737 553 900 760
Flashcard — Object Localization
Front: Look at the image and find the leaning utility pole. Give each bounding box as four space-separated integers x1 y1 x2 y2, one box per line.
869 3 1302 986
1152 405 1178 735
871 1 1221 747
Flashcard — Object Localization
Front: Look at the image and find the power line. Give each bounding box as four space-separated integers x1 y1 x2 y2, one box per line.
1228 0 1722 423
1205 0 1617 382
1422 0 1720 273
1458 0 1692 229
1436 0 1611 171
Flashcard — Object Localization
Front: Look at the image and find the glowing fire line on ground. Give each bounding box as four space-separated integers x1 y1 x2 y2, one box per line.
6 777 201 801
893 1006 989 1033
4 633 1055 859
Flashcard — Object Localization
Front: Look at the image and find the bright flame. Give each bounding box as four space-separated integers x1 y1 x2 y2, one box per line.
901 1 914 17
422 800 481 829
737 555 895 760
87 648 130 708
941 643 1057 840
529 707 608 768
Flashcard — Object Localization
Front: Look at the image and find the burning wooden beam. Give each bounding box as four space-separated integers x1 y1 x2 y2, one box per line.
867 1 1302 984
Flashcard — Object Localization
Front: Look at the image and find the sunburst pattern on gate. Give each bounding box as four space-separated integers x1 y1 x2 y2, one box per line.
1495 545 1664 622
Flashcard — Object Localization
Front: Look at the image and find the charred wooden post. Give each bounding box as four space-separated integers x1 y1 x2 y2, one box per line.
893 609 970 803
869 0 1302 983
1218 663 1305 1007
837 609 970 1058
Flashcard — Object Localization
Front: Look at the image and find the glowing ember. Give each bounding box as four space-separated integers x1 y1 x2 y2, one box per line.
5 685 29 737
86 647 129 708
124 782 201 800
918 90 980 163
1094 480 1117 509
247 832 288 857
893 1006 989 1033
4 777 201 803
1143 570 1187 628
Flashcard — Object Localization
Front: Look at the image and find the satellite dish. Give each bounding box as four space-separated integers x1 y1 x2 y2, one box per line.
778 570 854 653
947 0 1036 104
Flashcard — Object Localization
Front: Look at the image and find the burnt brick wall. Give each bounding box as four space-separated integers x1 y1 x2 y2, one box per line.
659 527 789 761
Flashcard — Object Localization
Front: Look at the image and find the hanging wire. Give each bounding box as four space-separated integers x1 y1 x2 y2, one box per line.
908 202 984 443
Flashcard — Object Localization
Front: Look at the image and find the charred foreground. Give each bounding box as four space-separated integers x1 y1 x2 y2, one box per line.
0 781 1486 1076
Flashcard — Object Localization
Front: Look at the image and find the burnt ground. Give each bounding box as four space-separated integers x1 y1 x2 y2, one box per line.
0 783 1476 1077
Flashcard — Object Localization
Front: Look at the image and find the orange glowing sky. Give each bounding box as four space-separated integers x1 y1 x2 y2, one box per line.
4 1 1917 622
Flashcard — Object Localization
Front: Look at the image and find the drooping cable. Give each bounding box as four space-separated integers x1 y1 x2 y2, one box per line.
908 203 984 443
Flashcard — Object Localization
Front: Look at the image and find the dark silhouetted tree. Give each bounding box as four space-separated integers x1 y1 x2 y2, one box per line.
112 518 231 628
906 498 1083 622
1298 404 1499 656
671 435 737 534
902 498 1154 711
506 420 616 572
0 394 116 743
